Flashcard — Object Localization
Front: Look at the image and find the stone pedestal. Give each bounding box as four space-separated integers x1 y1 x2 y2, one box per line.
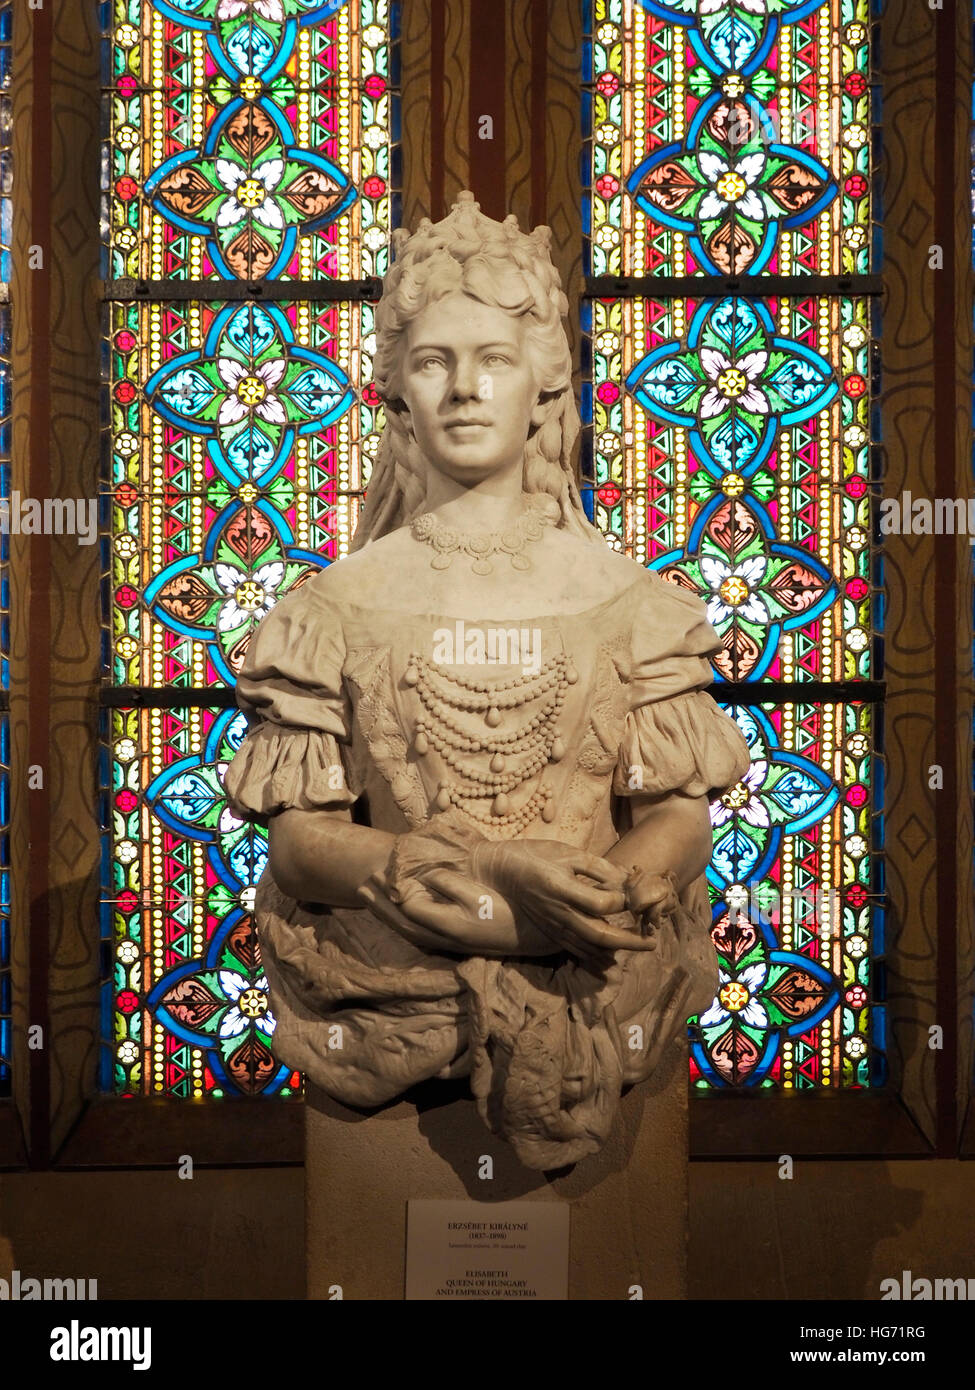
306 1038 688 1300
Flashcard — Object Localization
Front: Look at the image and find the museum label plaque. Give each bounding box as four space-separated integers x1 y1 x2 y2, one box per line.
405 1200 570 1300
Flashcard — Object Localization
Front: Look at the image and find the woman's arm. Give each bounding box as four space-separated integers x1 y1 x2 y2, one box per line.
267 805 565 955
268 806 395 907
266 805 650 959
605 791 713 891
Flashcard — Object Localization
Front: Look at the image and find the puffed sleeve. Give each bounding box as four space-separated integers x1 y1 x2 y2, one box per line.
223 581 363 824
612 571 751 800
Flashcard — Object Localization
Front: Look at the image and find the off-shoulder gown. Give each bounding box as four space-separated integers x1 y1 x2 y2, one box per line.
225 562 750 1169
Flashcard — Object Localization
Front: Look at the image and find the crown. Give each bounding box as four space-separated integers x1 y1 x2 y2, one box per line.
387 191 567 317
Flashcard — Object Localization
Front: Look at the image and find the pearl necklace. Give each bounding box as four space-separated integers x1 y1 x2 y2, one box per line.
409 494 555 575
404 648 578 830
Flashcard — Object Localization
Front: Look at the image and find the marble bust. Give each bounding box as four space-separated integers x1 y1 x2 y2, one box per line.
224 192 751 1171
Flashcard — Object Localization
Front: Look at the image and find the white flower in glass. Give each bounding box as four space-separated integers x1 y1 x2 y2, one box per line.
217 358 287 426
699 342 770 419
214 561 285 632
699 962 770 1030
698 0 772 16
697 151 768 223
216 0 286 23
219 970 277 1039
654 0 779 14
215 158 286 231
700 554 770 626
710 761 769 828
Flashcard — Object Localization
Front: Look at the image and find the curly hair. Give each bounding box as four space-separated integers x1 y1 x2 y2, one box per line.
350 193 601 549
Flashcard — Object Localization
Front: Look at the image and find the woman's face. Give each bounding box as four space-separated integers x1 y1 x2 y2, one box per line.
398 291 543 488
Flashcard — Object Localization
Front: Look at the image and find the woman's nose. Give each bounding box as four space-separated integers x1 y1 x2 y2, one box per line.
449 358 480 401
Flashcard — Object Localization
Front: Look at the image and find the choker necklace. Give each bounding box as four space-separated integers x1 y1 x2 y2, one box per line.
410 494 557 575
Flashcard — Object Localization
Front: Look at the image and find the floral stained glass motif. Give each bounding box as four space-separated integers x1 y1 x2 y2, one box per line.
0 709 8 1097
584 0 874 279
103 706 296 1097
105 0 393 282
109 295 381 688
702 701 882 1087
587 290 874 682
103 0 397 1096
583 0 882 1089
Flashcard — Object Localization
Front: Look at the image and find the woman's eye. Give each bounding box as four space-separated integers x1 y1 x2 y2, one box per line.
484 355 509 367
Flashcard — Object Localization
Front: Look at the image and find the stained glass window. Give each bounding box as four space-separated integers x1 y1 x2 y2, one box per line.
101 0 398 1097
582 0 883 1087
0 0 11 1099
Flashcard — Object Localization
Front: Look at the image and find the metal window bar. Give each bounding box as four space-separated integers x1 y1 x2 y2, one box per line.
102 279 383 303
584 275 884 299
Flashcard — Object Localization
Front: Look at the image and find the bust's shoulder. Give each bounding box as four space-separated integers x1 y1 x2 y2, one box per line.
543 527 648 598
301 531 414 608
545 529 712 634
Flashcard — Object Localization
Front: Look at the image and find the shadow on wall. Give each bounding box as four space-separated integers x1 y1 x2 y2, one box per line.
688 1159 975 1300
0 1167 305 1300
2 1154 974 1298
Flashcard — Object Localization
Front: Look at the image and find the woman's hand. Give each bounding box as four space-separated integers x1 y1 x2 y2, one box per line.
469 839 657 960
621 867 682 945
359 862 639 959
358 868 536 957
356 837 658 961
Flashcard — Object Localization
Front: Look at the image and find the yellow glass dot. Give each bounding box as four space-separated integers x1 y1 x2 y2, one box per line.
238 987 269 1020
234 580 266 613
721 472 745 497
715 170 747 201
716 367 747 398
719 575 749 607
236 374 267 406
719 981 750 1013
721 780 751 811
235 178 266 209
238 76 263 100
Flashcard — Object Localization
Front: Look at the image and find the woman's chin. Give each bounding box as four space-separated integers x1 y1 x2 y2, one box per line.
428 456 520 487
